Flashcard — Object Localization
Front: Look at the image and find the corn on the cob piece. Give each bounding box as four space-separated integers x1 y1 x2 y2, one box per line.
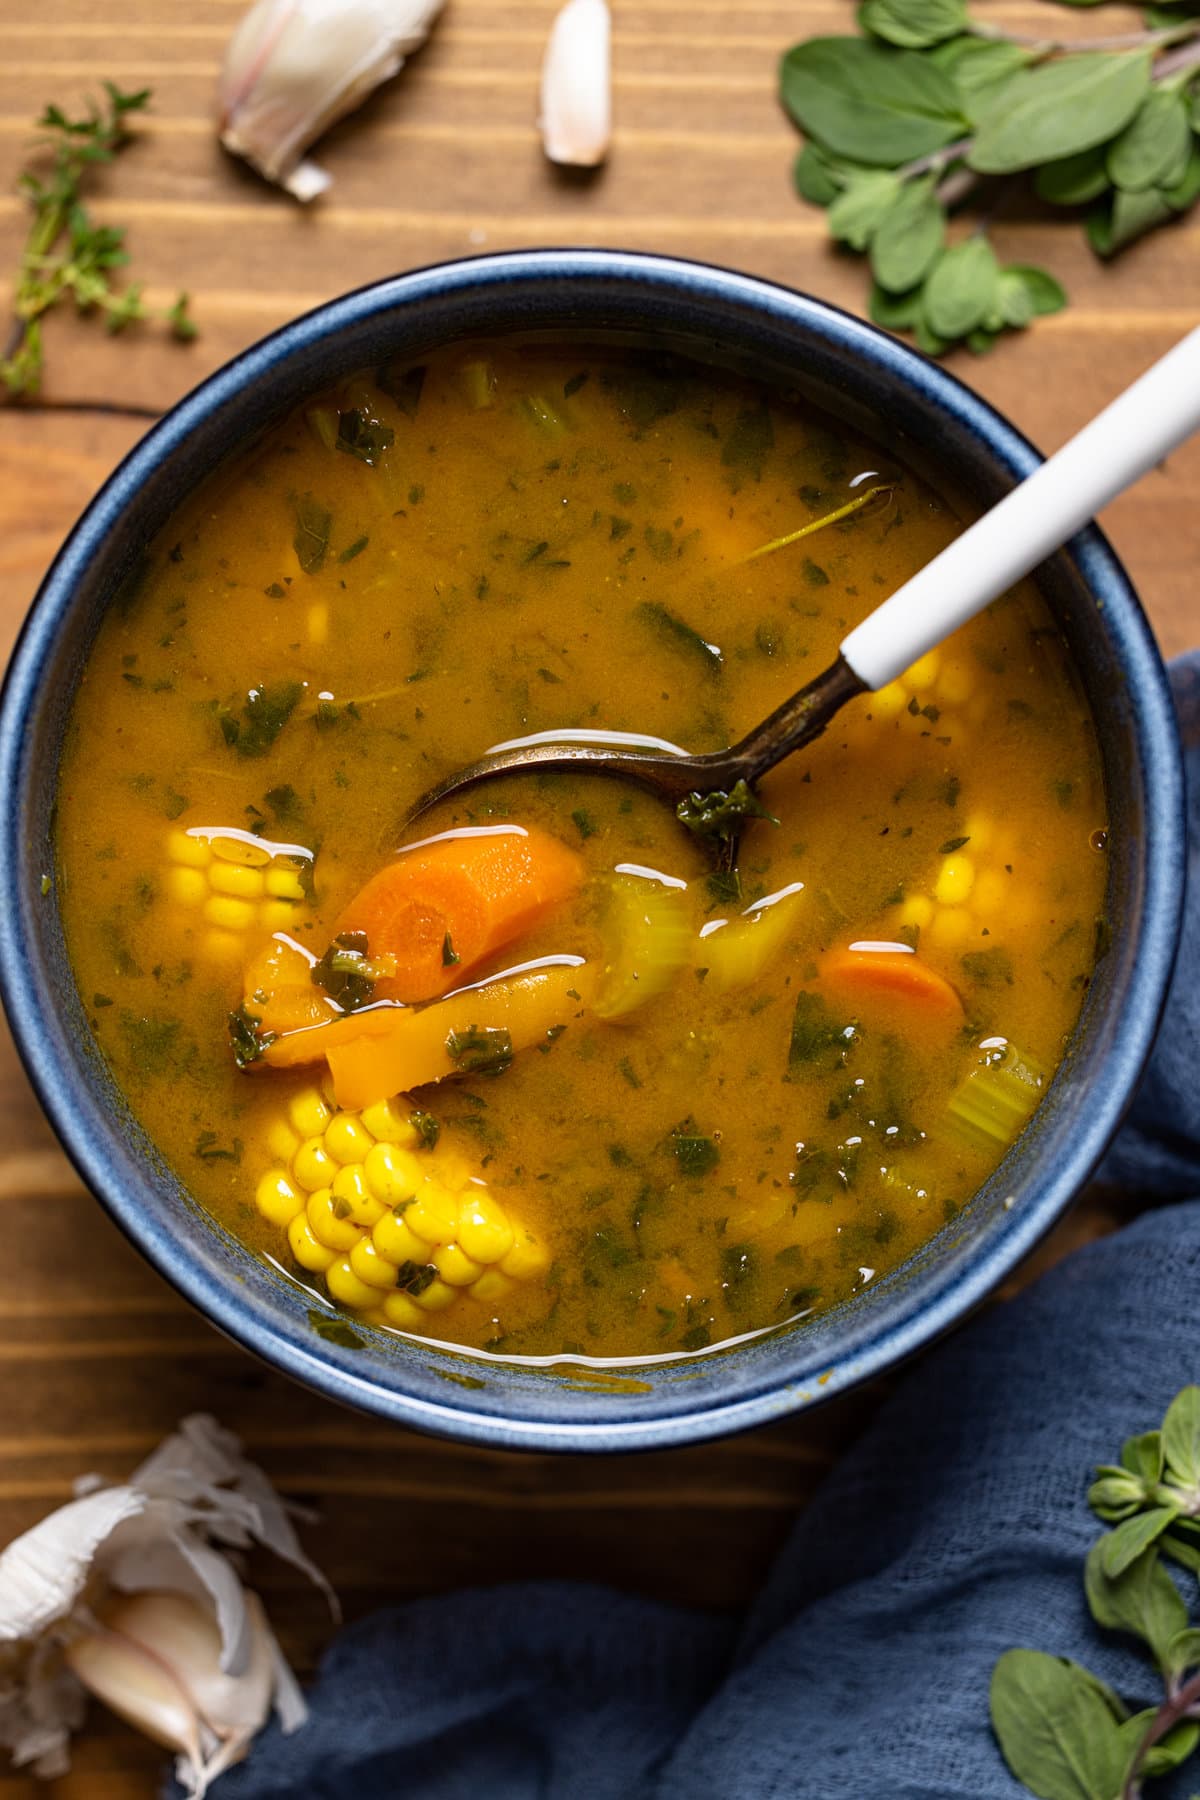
254 1087 548 1327
166 828 313 961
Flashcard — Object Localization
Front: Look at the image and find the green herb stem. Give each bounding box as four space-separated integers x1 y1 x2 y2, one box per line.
738 484 893 564
970 19 1200 57
1123 1664 1200 1800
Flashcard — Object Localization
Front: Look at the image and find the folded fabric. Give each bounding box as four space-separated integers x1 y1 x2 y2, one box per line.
209 651 1200 1800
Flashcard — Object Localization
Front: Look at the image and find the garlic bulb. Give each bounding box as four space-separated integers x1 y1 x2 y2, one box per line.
0 1415 334 1796
217 0 447 200
540 0 612 168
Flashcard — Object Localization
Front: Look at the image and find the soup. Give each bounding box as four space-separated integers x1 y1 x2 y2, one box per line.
55 341 1107 1361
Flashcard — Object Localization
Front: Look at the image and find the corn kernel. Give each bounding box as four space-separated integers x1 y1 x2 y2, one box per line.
870 681 908 720
210 861 265 900
326 1256 380 1310
898 894 934 931
934 856 976 907
407 1181 460 1245
259 901 301 933
348 1236 401 1291
363 1142 424 1207
411 1277 456 1313
167 830 209 869
255 1170 304 1227
904 649 940 690
287 1212 336 1272
306 1186 363 1252
972 869 1010 916
289 1088 332 1138
925 907 972 949
329 1163 385 1228
501 1232 550 1281
211 835 271 868
382 1291 425 1329
266 1118 301 1163
167 867 207 908
293 1136 336 1192
435 1150 474 1193
308 602 329 646
457 1194 515 1266
434 1242 484 1287
360 1096 419 1146
203 929 243 962
372 1204 428 1264
203 894 257 933
265 866 306 901
937 658 974 706
470 1270 515 1304
324 1113 375 1164
357 1306 388 1329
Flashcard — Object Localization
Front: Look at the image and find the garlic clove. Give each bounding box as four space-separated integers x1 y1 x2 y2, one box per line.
540 0 612 168
64 1617 206 1766
217 0 447 200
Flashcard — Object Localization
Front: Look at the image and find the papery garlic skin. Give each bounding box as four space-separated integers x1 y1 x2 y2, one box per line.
0 1415 332 1792
540 0 612 168
218 0 447 200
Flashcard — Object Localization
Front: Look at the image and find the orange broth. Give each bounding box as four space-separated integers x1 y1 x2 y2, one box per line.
55 341 1108 1360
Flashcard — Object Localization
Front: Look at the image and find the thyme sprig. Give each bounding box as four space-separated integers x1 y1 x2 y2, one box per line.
2 82 195 398
782 1 1200 357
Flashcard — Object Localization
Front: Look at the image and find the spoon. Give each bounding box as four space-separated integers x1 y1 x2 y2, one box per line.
404 327 1200 863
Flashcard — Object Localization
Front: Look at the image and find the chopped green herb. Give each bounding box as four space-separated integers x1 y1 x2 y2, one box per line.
720 1243 759 1311
218 682 304 759
678 778 778 845
618 1055 642 1090
228 1003 275 1070
634 600 723 672
338 535 369 564
307 1308 365 1349
163 789 189 821
706 869 743 907
445 1025 515 1077
961 948 1015 987
292 496 332 574
721 402 774 482
312 930 388 1011
92 993 113 1008
394 1259 438 1295
264 582 286 599
335 409 394 466
939 835 970 854
264 783 303 825
681 1324 711 1352
571 808 597 840
671 1118 721 1177
564 370 589 396
376 362 425 416
409 1110 440 1149
194 1129 243 1164
787 991 845 1071
441 931 460 967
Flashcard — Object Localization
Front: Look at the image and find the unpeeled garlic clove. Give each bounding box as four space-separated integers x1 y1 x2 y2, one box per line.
217 0 447 200
540 0 612 168
65 1590 277 1798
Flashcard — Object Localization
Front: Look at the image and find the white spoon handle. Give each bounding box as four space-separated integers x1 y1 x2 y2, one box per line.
839 325 1200 691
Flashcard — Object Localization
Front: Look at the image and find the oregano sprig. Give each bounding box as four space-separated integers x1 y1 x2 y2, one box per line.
781 1 1200 357
2 82 196 399
992 1385 1200 1799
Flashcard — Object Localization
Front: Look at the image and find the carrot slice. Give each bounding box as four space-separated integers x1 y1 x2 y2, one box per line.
263 964 594 1110
818 945 963 1041
331 825 584 1004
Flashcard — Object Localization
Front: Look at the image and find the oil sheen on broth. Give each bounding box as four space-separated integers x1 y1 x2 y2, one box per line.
55 342 1108 1361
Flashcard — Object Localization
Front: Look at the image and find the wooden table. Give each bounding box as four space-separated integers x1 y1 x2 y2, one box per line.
0 3 1194 1792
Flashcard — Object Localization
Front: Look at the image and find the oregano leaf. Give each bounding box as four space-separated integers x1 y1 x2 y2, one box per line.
1141 1717 1200 1778
1166 1626 1200 1680
922 234 999 337
1007 265 1068 318
1121 1429 1165 1486
1107 89 1194 193
1162 1384 1200 1488
932 37 1033 125
1163 146 1200 212
1099 1506 1180 1578
868 282 924 329
827 171 902 248
857 0 968 50
1087 1468 1146 1523
780 36 967 164
1084 1539 1187 1672
1088 184 1177 257
869 176 945 290
969 51 1152 175
990 1650 1135 1800
793 143 842 205
1035 146 1114 206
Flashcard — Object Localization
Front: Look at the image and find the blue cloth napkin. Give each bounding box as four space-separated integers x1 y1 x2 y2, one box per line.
213 652 1200 1800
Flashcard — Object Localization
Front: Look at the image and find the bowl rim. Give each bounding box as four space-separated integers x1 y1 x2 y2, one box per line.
0 248 1185 1451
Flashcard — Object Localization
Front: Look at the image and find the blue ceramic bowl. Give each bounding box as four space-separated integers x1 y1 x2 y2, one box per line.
0 251 1184 1451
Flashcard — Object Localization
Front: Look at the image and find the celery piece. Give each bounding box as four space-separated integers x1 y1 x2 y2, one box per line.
458 358 498 410
522 393 568 435
700 886 807 994
594 876 691 1020
941 1043 1045 1154
306 405 339 453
